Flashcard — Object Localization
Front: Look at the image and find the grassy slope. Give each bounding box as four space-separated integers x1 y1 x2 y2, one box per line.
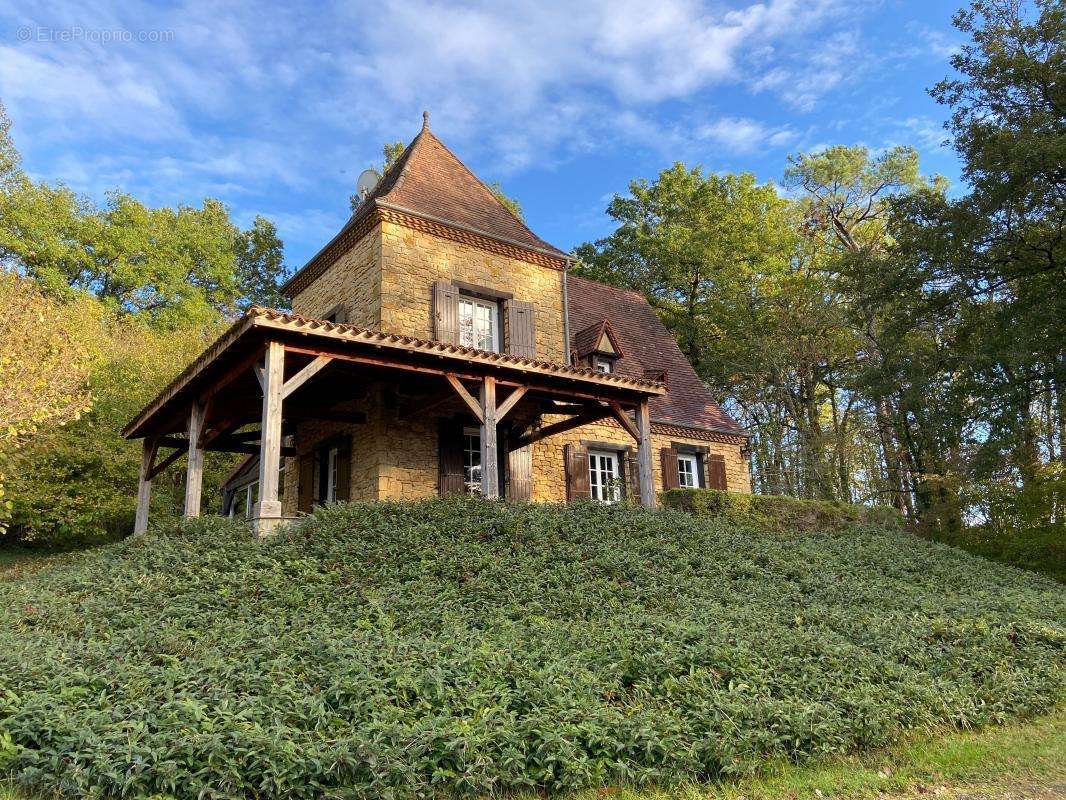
2 708 1063 800
0 500 1063 799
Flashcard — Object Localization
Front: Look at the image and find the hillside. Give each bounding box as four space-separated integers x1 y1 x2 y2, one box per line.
0 500 1063 799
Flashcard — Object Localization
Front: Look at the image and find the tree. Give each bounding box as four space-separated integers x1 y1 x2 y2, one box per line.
0 101 19 189
487 181 523 221
236 216 289 310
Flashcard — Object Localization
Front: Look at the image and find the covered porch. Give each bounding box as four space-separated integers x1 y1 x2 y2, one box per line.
123 307 666 535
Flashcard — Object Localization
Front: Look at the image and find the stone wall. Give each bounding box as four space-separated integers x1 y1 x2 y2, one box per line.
290 225 382 327
530 417 750 502
379 221 568 362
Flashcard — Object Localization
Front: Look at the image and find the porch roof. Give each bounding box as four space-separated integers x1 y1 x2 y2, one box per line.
122 306 666 440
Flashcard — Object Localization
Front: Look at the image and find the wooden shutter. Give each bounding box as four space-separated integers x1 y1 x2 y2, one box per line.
505 300 536 359
660 447 681 490
298 453 315 512
438 420 466 496
433 280 460 344
334 439 351 502
507 441 533 501
706 453 727 490
564 443 590 501
695 455 707 489
622 451 637 501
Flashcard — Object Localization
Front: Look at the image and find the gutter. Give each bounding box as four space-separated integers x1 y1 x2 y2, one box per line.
562 256 572 365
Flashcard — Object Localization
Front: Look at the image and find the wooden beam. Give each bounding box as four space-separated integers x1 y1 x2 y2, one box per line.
206 442 296 457
608 401 640 442
254 363 265 390
495 385 528 422
283 344 652 407
148 444 185 481
285 409 367 424
445 373 484 424
183 401 205 518
480 376 499 499
635 398 656 509
253 341 285 534
134 438 158 534
281 355 332 400
398 389 457 420
156 436 187 449
515 405 612 449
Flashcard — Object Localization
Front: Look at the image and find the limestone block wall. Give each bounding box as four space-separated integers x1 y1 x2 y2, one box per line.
379 221 567 362
530 417 751 502
290 225 383 327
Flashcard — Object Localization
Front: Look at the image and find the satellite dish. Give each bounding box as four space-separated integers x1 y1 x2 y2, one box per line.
356 168 382 200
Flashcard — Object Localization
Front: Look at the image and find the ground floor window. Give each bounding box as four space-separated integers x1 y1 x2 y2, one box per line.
588 450 621 503
678 453 700 488
324 446 339 503
463 426 482 494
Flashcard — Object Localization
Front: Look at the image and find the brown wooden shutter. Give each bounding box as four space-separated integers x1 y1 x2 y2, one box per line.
298 453 315 512
564 443 590 501
507 441 533 501
505 300 536 359
438 419 466 496
334 439 351 502
622 451 637 501
706 453 727 490
433 280 460 344
660 447 681 490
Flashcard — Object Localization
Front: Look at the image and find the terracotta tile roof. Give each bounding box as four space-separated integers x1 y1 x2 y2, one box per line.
566 274 745 436
572 319 624 359
282 117 567 295
123 305 665 440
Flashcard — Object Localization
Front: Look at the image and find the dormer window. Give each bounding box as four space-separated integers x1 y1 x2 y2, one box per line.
458 295 499 352
593 356 613 374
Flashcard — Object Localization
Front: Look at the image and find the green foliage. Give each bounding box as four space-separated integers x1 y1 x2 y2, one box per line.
487 181 523 220
0 500 1061 799
1 311 231 546
661 489 902 532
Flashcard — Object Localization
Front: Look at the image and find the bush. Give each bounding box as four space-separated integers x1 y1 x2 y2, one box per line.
0 500 1062 799
661 488 903 532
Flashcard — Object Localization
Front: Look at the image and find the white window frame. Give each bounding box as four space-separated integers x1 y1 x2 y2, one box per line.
458 295 499 353
588 449 621 504
462 425 482 495
593 357 613 374
244 480 259 519
677 453 700 488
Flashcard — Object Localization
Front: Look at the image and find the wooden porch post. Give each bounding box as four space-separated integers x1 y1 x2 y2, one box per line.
134 437 158 534
635 398 656 509
480 376 499 499
253 341 285 534
183 401 205 517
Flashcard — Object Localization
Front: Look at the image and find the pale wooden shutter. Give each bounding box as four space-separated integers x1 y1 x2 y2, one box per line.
564 443 590 501
707 453 727 490
621 451 637 502
334 439 351 502
507 442 533 501
438 420 465 495
506 300 536 359
433 280 460 344
660 448 681 490
298 454 315 512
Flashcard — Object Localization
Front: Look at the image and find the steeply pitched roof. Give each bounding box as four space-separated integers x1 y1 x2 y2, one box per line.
566 274 744 436
282 115 567 295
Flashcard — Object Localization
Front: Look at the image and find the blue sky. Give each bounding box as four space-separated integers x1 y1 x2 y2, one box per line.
1 0 966 268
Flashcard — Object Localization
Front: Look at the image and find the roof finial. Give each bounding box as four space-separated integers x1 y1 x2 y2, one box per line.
422 109 430 131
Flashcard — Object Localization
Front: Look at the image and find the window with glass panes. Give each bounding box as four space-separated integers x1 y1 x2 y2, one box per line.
588 450 621 503
463 426 482 494
677 453 699 488
458 296 498 352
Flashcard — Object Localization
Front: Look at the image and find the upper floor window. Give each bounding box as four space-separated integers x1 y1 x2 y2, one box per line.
593 357 613 374
458 295 499 352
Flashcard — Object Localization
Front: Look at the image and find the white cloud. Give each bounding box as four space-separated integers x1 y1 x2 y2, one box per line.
697 117 797 154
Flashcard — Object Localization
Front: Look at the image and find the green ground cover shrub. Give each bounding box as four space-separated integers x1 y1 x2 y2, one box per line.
929 523 1065 584
661 489 902 532
0 499 1062 799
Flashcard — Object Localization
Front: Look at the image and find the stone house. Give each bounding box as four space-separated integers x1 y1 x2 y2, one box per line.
123 114 749 534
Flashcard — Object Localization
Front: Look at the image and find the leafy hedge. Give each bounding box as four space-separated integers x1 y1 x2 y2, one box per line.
0 499 1062 799
661 488 903 532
